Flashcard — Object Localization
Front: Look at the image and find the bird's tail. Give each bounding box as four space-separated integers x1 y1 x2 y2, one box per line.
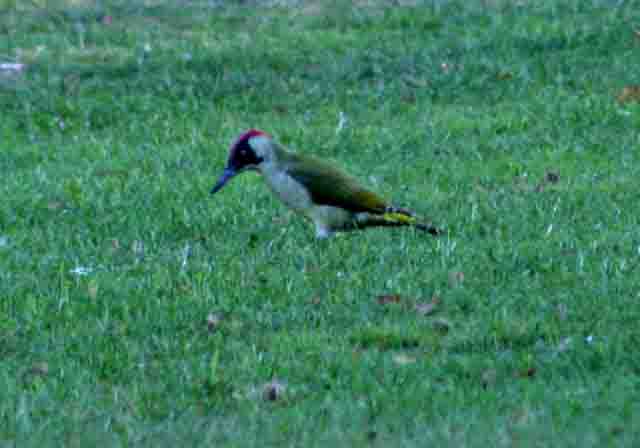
359 207 441 236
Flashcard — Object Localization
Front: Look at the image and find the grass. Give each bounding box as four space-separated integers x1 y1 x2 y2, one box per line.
1 0 640 445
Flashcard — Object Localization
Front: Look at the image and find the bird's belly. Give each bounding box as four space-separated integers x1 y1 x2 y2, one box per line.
260 168 358 236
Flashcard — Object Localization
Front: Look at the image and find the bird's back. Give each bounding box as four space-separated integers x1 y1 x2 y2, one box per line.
278 149 389 215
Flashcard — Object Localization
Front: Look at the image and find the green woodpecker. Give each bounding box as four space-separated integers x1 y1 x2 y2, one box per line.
210 129 440 238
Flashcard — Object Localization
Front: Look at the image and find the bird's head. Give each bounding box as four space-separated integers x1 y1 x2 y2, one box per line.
210 129 271 195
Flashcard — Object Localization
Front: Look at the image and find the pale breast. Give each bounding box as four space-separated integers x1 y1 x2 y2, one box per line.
261 166 313 213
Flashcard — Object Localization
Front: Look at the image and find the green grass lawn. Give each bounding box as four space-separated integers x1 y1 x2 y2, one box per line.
2 0 640 445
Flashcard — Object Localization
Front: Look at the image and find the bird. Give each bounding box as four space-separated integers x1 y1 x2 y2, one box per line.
210 129 441 239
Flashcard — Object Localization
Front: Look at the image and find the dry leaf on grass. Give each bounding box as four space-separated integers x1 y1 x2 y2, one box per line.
617 85 640 103
377 294 402 305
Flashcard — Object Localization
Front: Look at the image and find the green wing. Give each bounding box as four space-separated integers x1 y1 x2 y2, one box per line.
284 153 388 214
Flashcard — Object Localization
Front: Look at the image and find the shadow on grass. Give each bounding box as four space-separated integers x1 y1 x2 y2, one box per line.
1 0 632 134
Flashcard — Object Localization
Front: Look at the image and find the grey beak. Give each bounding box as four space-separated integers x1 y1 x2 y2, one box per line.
210 168 237 194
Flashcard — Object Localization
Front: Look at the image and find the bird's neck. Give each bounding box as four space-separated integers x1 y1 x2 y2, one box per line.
256 141 291 174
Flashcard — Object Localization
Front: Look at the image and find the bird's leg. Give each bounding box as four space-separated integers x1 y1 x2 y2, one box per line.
314 223 333 239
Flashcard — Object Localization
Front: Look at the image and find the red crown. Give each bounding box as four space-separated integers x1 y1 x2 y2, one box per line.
231 129 267 149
